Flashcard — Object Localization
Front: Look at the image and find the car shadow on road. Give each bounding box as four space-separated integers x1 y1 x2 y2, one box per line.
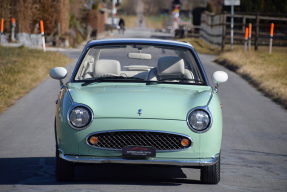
0 157 202 186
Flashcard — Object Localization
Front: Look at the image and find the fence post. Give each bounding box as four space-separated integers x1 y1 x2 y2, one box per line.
58 23 61 37
230 5 234 50
0 18 4 46
221 13 226 51
269 23 274 54
244 27 248 52
40 20 46 52
255 13 259 51
248 23 252 51
242 15 246 31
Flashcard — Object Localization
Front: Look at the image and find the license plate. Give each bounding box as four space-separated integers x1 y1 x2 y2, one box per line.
122 146 156 157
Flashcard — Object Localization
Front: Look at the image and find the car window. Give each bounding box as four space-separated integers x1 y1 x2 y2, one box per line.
74 44 205 85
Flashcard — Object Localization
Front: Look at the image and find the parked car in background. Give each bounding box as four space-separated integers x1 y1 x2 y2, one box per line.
50 38 228 184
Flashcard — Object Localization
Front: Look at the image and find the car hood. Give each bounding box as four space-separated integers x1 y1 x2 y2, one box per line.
68 83 212 121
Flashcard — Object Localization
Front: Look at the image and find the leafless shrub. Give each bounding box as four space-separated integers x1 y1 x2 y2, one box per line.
0 0 69 35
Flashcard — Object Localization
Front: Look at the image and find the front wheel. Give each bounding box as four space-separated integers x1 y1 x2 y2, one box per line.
55 146 75 181
200 154 220 184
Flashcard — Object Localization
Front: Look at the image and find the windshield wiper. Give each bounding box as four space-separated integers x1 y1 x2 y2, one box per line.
146 78 203 85
82 76 143 86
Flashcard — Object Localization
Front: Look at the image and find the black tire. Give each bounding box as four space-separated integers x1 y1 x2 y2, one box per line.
55 146 75 181
200 154 220 184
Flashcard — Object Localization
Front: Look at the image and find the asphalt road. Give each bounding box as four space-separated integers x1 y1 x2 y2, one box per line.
1 17 287 192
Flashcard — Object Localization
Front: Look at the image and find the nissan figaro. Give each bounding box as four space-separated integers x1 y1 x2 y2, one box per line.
50 38 228 184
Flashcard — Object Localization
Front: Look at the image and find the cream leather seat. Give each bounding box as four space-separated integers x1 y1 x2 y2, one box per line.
93 60 121 77
147 56 194 82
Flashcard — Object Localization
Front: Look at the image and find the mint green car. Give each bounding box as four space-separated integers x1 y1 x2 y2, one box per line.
50 39 228 184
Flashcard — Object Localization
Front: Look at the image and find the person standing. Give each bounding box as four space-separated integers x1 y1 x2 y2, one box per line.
118 17 125 34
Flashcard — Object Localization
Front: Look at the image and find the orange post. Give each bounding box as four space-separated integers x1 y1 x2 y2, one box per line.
245 27 248 40
248 23 252 51
1 18 3 32
39 20 46 52
0 18 3 46
40 20 44 35
269 23 274 54
10 17 16 24
270 23 274 37
244 27 248 52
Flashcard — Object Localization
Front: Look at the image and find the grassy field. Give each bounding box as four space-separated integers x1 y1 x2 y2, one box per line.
180 38 221 55
119 15 138 28
177 38 287 109
0 47 70 114
216 46 287 109
144 16 163 29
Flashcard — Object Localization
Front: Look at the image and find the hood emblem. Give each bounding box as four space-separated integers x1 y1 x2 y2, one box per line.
138 109 143 116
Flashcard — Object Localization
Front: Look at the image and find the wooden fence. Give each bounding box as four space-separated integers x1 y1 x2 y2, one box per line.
191 11 287 50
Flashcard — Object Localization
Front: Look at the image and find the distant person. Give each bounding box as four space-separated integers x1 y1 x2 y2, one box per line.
118 17 125 34
139 16 143 25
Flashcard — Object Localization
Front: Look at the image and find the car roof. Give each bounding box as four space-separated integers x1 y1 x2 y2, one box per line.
86 38 193 48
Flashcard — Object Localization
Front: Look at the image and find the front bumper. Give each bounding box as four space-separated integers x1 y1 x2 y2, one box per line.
59 150 219 167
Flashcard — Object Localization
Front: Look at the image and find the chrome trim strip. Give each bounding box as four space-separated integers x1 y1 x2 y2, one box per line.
67 103 94 130
206 83 218 107
69 46 89 83
58 153 219 166
66 88 74 103
193 50 210 87
186 106 213 134
58 149 65 155
212 153 220 159
85 130 193 152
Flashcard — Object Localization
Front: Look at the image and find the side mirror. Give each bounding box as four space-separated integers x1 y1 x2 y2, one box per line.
211 71 228 92
49 67 67 88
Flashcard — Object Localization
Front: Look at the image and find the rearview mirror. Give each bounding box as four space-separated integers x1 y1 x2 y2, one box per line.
49 67 67 88
127 53 152 60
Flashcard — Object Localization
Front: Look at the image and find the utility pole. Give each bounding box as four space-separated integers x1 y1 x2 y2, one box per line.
111 0 115 28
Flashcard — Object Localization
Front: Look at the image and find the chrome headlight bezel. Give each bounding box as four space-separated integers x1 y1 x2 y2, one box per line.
186 106 213 133
67 103 94 130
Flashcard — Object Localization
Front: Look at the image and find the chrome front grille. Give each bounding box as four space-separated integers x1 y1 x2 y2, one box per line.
86 130 192 151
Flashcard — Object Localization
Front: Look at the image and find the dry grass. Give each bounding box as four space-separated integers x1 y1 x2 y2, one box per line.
144 16 163 29
119 15 138 28
177 38 287 109
0 47 71 113
179 38 221 55
215 46 287 109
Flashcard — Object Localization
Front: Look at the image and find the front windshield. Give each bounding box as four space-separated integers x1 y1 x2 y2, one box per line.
74 43 206 85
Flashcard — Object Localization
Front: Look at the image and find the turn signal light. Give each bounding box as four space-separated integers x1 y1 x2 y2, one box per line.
181 139 189 146
90 136 98 144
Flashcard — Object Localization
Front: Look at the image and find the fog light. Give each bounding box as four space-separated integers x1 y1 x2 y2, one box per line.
90 136 98 144
181 139 189 146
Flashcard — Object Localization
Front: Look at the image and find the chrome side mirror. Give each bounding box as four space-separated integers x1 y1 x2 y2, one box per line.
49 67 68 88
211 71 228 92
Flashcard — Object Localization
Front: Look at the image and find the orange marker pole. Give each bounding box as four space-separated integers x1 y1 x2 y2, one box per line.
244 27 248 52
248 23 252 51
269 23 274 54
40 20 46 52
0 18 4 46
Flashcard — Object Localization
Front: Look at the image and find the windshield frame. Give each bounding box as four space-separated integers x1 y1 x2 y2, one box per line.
69 41 210 86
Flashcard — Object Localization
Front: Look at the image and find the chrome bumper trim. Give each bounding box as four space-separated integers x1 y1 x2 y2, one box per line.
59 150 219 166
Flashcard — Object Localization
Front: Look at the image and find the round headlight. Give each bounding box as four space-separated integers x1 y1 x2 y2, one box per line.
69 107 91 128
188 109 210 131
